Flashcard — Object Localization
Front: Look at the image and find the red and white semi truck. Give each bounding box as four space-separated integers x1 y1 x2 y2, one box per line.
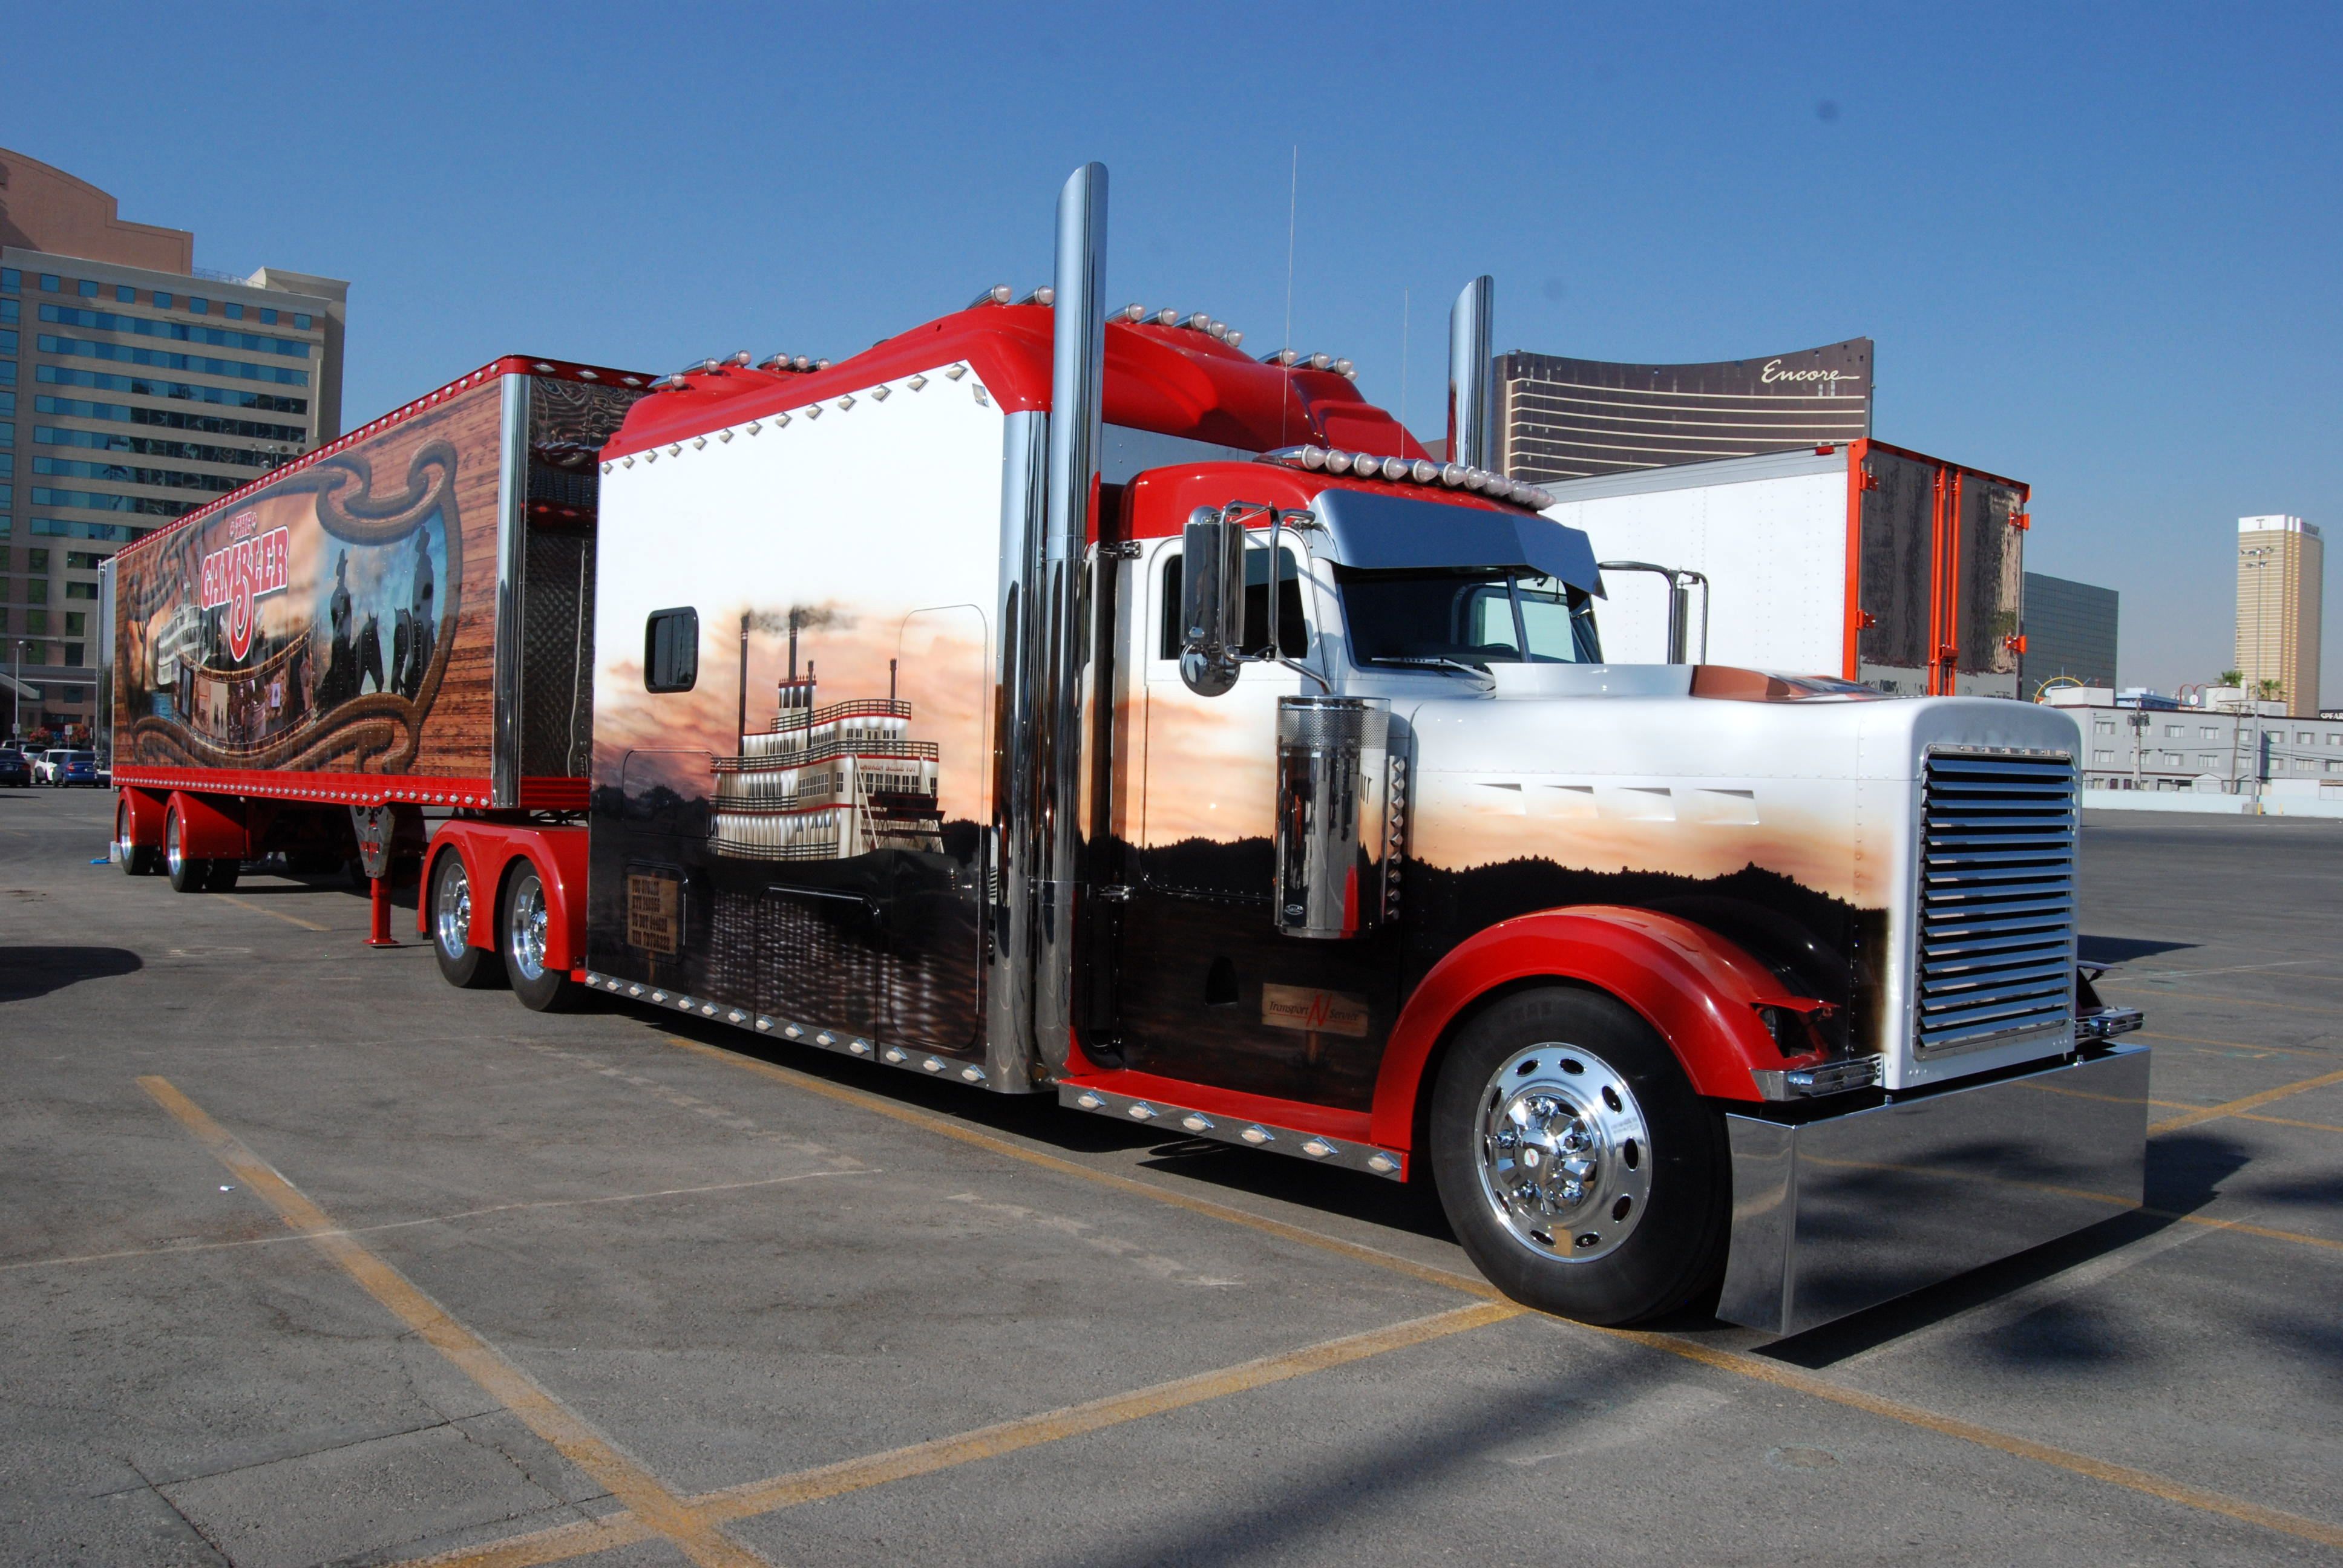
107 165 2145 1334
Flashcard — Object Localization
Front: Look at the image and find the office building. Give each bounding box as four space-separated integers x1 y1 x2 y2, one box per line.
2020 572 2119 696
1495 338 1872 484
1 146 347 738
2045 686 2343 797
2235 515 2321 717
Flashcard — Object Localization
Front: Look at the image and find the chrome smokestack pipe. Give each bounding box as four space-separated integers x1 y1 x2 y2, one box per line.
1031 160 1108 1079
1447 275 1495 472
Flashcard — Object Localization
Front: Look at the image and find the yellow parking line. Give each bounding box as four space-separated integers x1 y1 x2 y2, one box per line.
2100 985 2333 1018
2147 1067 2343 1135
658 1034 1501 1301
1638 1336 2343 1549
139 1077 770 1568
215 894 331 932
2237 1111 2343 1134
2138 1030 2337 1060
397 1301 1522 1568
648 1027 2343 1550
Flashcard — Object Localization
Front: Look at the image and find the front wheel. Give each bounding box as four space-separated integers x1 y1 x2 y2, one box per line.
431 853 505 989
1427 986 1729 1326
502 864 575 1013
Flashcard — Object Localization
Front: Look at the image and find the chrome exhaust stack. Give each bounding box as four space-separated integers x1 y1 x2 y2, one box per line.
1447 275 1496 472
1021 160 1109 1082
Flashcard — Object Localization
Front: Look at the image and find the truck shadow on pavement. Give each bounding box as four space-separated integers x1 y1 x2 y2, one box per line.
2078 935 2198 964
1760 1128 2255 1367
0 945 142 1002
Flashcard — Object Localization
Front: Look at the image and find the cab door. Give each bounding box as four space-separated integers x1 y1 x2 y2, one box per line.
1118 532 1397 1114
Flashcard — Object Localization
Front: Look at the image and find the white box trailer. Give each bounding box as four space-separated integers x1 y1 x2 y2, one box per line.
1542 441 2030 697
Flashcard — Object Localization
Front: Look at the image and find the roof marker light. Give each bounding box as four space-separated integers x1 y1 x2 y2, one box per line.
1261 348 1300 367
1115 302 1147 322
1324 450 1354 475
1226 329 1244 348
1411 458 1438 483
1299 446 1328 471
1307 352 1332 371
1440 462 1467 486
727 350 752 367
1021 285 1055 306
972 284 1013 307
1334 358 1355 377
1155 307 1181 326
1380 455 1409 481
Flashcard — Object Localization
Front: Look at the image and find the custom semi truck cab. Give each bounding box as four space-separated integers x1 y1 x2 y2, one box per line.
113 166 2145 1334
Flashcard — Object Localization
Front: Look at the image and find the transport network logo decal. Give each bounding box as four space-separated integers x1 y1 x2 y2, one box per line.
199 511 292 662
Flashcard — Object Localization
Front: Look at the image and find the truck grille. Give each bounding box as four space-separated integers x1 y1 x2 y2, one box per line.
1915 751 2077 1056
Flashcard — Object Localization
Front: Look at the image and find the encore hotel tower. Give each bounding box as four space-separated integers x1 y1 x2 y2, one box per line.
1495 339 1873 485
1 146 346 740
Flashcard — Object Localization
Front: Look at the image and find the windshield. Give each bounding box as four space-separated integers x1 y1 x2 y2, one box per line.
1335 568 1601 668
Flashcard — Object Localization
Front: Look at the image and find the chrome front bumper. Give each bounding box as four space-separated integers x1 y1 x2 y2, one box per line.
1718 1044 2149 1337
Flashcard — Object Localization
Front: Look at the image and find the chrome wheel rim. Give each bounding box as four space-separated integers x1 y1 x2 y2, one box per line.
166 815 185 878
1474 1042 1651 1263
434 861 472 960
508 874 548 982
117 806 135 863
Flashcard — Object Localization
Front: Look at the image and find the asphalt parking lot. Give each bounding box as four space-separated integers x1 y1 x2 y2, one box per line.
2 786 2339 1566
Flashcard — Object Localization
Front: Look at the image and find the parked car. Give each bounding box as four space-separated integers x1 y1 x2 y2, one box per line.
32 750 71 785
0 750 28 788
57 751 101 787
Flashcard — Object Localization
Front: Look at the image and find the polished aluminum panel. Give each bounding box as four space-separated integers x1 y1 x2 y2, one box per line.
1719 1044 2148 1336
1274 696 1389 938
488 373 532 808
1056 1082 1405 1181
986 409 1049 1093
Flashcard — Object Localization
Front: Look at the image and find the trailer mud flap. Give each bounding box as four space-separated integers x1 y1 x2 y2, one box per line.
1718 1044 2148 1337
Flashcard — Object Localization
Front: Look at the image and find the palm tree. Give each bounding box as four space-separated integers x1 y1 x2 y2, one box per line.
2255 678 2284 704
2218 669 2243 687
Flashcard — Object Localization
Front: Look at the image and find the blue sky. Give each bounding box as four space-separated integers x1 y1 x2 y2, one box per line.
7 1 2337 694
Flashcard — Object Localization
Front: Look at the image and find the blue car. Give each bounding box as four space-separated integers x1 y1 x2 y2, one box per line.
55 751 101 788
0 750 28 788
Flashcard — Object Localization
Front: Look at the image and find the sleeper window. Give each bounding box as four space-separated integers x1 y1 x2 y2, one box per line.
644 607 699 692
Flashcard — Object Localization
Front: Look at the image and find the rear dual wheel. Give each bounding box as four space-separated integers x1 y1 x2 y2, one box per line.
162 802 241 893
430 854 505 990
502 864 576 1013
116 799 159 877
1428 986 1730 1327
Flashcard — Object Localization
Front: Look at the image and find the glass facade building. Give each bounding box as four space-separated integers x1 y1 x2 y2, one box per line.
1 145 346 739
2018 572 2119 696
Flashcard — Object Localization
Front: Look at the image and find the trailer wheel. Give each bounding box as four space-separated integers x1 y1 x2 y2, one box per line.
502 864 576 1013
116 799 159 877
430 854 505 989
163 804 211 895
1427 985 1729 1326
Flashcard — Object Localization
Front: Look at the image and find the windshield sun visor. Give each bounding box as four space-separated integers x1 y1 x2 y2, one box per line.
1309 488 1604 595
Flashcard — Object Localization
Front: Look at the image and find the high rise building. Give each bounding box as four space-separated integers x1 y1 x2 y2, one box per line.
1 146 346 739
2235 515 2322 717
2019 572 2119 696
1495 339 1872 485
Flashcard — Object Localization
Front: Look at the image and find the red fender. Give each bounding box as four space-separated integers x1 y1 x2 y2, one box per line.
116 787 169 851
1368 906 1829 1152
165 791 249 861
419 820 588 973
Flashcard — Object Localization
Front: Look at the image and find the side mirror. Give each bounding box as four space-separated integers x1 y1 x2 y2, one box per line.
1179 505 1244 696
